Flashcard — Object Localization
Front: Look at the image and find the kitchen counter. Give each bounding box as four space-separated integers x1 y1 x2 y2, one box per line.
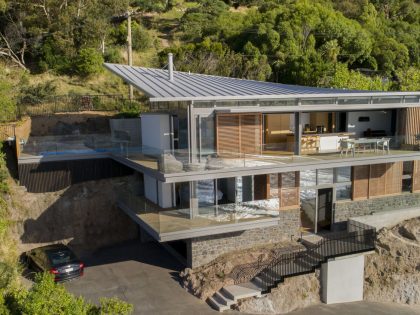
286 132 355 153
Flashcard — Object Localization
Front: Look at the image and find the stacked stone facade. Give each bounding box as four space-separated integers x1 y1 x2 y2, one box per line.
335 193 420 222
187 208 300 268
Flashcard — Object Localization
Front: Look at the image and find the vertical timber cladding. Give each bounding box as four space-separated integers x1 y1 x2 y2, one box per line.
352 162 403 200
399 108 420 146
18 158 134 193
413 160 420 192
352 165 370 200
216 113 262 156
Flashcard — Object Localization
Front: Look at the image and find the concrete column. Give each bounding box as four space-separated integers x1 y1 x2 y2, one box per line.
189 181 199 219
294 112 302 155
321 254 365 304
158 182 173 208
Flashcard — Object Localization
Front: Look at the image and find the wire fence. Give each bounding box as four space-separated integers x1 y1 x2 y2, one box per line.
1 94 146 123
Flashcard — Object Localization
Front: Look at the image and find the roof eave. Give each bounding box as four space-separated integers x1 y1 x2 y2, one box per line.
149 91 420 103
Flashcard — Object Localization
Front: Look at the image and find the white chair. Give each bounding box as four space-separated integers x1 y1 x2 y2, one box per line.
377 138 391 154
340 139 355 157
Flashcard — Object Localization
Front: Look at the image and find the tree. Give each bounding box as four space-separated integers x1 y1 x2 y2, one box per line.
74 48 104 77
319 63 389 90
395 67 420 91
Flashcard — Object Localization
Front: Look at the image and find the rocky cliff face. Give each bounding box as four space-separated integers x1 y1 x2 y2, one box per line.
235 272 321 314
364 217 420 305
9 175 139 256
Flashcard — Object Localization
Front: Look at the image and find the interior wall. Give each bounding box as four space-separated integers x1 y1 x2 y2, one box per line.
347 111 392 137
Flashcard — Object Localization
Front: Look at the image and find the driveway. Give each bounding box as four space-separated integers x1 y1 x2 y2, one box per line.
65 240 420 315
65 240 216 315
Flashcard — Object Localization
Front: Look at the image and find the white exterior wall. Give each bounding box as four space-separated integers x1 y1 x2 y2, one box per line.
141 114 171 150
144 174 173 208
144 174 157 204
321 254 365 304
158 182 173 208
347 111 391 137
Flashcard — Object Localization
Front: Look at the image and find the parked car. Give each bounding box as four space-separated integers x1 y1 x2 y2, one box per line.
26 244 84 282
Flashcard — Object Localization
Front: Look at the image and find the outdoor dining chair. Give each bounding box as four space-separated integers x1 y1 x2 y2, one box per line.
339 139 355 157
377 137 391 154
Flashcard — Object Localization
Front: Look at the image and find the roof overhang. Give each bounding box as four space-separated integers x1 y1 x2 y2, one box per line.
150 92 420 103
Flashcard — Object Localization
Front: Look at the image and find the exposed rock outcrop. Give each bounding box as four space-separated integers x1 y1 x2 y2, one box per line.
9 175 139 256
235 272 321 314
364 217 420 305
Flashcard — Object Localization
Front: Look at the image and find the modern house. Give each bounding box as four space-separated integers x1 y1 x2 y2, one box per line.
16 55 420 308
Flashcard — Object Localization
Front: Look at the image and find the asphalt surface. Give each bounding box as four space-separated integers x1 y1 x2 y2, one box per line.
65 240 420 315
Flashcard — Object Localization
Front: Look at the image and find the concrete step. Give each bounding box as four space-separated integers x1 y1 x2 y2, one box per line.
250 277 266 290
207 296 231 312
222 282 262 301
214 291 236 307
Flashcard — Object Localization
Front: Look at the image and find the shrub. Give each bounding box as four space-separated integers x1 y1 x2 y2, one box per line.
14 273 90 315
97 297 134 315
111 21 153 52
19 81 57 105
0 82 16 123
104 48 122 64
2 273 134 315
74 48 104 78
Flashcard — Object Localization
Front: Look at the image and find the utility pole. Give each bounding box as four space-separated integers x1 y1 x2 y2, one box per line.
127 10 133 100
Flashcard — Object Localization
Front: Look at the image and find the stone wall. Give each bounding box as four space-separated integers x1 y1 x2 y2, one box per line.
335 193 420 222
187 208 300 268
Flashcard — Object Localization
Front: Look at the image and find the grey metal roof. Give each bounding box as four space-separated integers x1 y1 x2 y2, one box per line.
104 63 420 102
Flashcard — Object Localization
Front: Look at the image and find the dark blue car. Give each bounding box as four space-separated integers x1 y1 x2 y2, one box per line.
26 244 84 282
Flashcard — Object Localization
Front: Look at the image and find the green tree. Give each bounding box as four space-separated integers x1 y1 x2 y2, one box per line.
320 63 389 90
74 48 104 77
395 67 420 91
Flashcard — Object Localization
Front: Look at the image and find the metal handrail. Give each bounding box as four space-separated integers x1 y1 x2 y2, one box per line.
228 222 376 291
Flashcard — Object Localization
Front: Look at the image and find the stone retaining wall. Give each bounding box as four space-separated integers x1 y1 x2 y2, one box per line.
335 193 420 222
187 208 300 268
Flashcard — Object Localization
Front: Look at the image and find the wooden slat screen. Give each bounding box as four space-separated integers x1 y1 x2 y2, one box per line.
352 165 369 200
385 162 403 195
413 160 420 192
369 164 387 197
216 114 240 156
240 114 262 154
400 108 420 145
216 113 262 156
353 163 403 199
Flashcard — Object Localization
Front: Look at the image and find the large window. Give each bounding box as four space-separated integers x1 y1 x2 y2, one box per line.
300 167 352 201
334 167 352 201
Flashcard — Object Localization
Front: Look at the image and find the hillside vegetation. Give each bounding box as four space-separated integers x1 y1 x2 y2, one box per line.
0 1 419 92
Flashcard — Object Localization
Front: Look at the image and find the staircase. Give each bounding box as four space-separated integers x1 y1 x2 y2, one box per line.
207 220 376 311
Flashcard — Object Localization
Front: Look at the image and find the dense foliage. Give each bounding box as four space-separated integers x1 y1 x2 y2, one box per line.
1 273 134 314
167 0 420 90
0 0 419 87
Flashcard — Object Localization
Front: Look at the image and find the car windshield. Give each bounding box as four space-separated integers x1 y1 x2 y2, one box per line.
46 249 76 266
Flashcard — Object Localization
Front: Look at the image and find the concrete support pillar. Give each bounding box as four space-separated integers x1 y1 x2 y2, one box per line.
294 112 302 155
189 181 199 219
321 254 365 304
